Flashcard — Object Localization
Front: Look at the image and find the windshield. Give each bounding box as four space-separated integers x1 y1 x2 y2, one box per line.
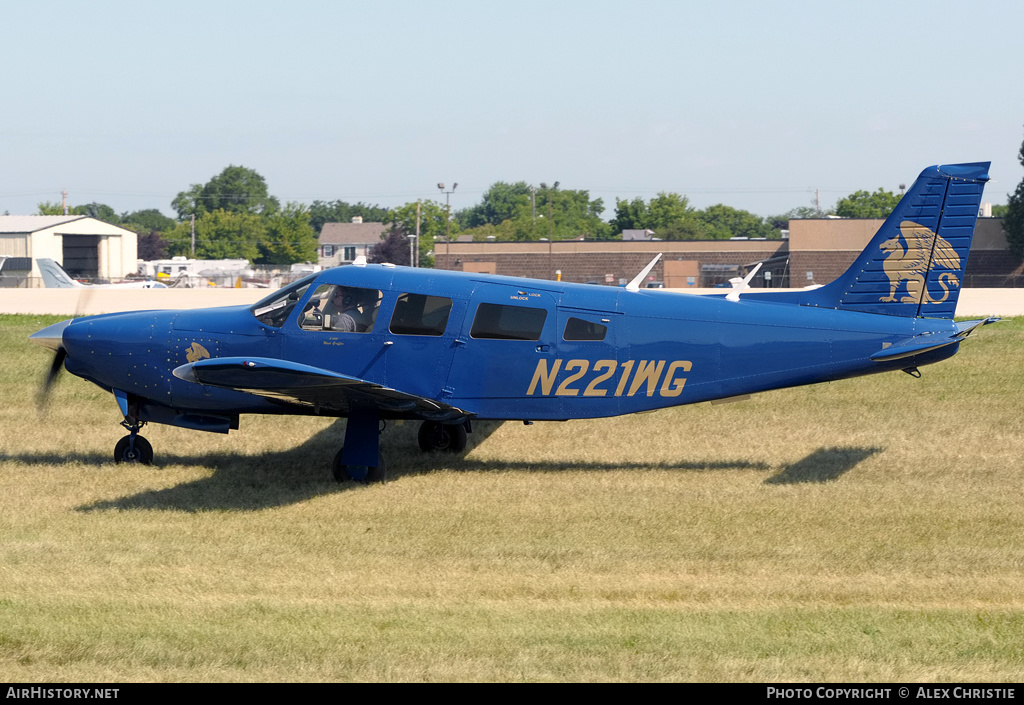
250 273 319 328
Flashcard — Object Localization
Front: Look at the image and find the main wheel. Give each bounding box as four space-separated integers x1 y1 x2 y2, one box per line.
333 449 386 484
417 421 468 453
114 434 154 465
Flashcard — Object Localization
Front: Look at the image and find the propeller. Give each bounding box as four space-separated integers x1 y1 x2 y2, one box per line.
31 283 94 410
41 347 68 407
29 318 74 411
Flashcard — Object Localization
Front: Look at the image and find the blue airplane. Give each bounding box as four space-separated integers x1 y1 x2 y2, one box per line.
31 162 995 483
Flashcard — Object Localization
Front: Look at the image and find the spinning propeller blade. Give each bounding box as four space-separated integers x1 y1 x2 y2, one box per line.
29 318 74 411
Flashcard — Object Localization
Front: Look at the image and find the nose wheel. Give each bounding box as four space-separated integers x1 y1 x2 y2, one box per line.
114 432 153 464
114 413 153 465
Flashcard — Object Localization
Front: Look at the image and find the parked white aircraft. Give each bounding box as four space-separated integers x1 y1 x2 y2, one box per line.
37 259 168 289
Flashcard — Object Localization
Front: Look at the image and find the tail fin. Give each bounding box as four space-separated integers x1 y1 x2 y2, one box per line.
37 258 84 289
806 162 990 319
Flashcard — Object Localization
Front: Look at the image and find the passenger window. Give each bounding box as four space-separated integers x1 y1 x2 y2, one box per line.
389 293 453 336
299 284 382 332
470 303 547 340
563 317 607 341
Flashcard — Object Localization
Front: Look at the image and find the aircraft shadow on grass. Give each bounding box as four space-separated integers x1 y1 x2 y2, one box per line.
764 446 883 485
1 421 876 512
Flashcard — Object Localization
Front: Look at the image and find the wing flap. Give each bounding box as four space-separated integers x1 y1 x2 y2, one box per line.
173 356 469 421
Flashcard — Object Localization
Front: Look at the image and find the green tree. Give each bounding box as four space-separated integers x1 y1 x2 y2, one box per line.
36 201 121 225
259 204 319 264
609 196 648 233
696 204 775 239
388 200 451 267
121 209 176 261
1004 132 1024 260
172 165 280 219
164 210 266 261
457 182 532 228
460 182 610 241
37 201 64 216
835 188 901 218
121 209 175 233
991 204 1008 218
610 192 699 238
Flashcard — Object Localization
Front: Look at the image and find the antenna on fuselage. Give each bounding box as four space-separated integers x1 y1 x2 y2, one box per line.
626 253 663 292
725 262 762 302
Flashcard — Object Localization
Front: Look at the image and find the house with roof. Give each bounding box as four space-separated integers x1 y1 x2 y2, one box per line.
0 215 138 287
318 217 387 268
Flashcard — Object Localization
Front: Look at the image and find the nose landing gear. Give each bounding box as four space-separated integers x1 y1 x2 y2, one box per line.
113 391 153 465
114 419 153 465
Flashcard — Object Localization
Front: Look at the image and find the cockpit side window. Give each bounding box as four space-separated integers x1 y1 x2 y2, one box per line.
389 293 453 336
298 284 383 333
250 274 318 328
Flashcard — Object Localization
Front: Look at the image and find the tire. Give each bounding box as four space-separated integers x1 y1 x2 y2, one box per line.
418 421 468 453
333 449 386 484
114 434 154 465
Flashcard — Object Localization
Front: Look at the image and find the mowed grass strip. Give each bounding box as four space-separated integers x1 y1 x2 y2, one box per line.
1 314 1023 682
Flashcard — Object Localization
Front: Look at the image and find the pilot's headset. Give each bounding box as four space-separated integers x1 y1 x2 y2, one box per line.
335 288 355 307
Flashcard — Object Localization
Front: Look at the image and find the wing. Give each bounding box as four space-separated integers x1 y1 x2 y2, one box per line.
173 356 470 422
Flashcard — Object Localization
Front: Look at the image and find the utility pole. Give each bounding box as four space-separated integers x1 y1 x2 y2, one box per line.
413 200 421 267
62 190 68 215
548 191 554 278
190 213 196 257
437 182 457 269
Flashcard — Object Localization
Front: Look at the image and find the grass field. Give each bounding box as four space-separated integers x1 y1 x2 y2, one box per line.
1 313 1023 682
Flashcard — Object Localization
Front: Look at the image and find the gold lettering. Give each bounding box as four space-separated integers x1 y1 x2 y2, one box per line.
527 359 562 396
584 360 617 397
659 360 692 397
614 360 635 397
628 360 666 397
555 360 589 396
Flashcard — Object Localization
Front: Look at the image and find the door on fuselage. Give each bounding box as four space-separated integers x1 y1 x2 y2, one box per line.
548 306 624 419
382 289 467 400
283 280 391 383
446 282 560 419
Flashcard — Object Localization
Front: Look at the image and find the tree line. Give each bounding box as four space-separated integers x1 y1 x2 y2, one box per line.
41 148 1022 266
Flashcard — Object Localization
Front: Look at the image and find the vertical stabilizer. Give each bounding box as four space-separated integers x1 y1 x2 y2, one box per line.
37 258 84 289
806 162 989 319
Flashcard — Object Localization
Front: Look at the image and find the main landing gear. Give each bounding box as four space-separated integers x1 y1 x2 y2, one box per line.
333 449 386 484
333 413 387 485
331 418 471 485
417 421 468 453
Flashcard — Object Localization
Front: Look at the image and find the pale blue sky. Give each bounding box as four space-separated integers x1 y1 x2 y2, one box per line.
2 0 1022 220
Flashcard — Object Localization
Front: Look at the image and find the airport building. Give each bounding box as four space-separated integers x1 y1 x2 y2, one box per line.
0 215 138 286
432 218 1018 289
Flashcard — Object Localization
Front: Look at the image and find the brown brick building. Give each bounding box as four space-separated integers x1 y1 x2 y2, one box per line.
432 218 1019 289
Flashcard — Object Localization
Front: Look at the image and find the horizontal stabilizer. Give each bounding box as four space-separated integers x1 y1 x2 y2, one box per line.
173 356 469 421
870 317 999 362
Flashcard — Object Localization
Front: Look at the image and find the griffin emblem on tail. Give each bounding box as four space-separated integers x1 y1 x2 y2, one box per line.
880 221 961 304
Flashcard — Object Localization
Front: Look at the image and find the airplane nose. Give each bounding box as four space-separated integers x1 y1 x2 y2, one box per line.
29 318 74 352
